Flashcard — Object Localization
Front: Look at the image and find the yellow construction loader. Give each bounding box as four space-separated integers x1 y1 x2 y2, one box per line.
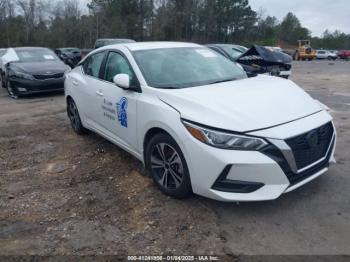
294 40 317 61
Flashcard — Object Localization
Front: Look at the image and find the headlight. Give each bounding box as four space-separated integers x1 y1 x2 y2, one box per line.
183 121 268 151
11 70 34 80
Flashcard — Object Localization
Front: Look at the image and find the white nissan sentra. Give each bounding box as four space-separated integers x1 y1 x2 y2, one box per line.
65 42 336 202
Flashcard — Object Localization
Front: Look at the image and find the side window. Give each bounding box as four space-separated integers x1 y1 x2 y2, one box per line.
103 52 137 85
83 52 105 78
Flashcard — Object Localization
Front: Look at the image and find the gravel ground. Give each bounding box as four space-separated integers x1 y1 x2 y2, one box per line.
0 60 349 257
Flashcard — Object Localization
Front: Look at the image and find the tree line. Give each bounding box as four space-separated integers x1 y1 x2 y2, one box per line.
0 0 349 50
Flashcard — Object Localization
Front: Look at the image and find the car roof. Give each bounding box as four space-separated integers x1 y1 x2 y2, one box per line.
207 44 245 48
13 47 51 51
58 47 80 50
96 38 133 41
99 41 201 52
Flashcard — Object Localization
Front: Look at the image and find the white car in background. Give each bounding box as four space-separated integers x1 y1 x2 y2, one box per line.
316 50 337 60
65 42 336 202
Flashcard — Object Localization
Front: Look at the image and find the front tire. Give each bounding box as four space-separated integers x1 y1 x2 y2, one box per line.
67 98 87 135
6 80 18 99
145 133 192 199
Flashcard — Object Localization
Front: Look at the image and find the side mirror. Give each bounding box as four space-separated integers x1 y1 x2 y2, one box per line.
113 74 130 89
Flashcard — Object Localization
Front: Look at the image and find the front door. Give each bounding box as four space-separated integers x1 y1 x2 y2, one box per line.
97 51 140 152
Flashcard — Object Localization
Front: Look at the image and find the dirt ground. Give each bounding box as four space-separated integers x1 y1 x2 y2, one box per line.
0 60 349 257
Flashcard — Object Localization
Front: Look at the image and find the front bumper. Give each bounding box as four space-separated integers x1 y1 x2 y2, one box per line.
279 70 291 77
181 110 335 202
9 77 64 95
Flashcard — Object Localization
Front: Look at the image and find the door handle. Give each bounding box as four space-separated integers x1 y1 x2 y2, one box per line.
72 80 79 86
96 90 104 97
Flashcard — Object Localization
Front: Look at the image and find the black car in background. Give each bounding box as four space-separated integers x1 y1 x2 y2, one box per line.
55 48 82 68
94 38 136 49
2 47 70 98
207 44 292 79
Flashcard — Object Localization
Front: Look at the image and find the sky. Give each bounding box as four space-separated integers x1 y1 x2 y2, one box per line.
79 0 349 37
249 0 350 37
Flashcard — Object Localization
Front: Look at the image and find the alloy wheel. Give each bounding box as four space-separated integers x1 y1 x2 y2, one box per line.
68 101 80 131
150 143 184 190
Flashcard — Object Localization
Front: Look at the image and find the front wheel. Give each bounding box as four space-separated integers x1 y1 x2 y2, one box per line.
145 133 192 199
6 80 18 99
67 98 87 135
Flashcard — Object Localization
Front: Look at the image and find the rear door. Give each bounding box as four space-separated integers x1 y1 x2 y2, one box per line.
73 51 106 130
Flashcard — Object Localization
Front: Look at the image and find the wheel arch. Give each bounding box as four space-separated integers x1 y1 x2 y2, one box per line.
66 95 74 103
66 95 74 113
143 127 172 163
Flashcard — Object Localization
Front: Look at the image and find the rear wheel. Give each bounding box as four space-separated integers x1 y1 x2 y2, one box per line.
67 98 87 135
145 133 192 199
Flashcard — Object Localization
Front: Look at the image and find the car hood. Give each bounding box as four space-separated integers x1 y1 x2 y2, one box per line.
11 61 68 75
237 45 292 66
157 75 322 133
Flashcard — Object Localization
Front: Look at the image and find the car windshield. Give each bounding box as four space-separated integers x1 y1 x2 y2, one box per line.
234 45 249 53
132 47 247 89
220 45 245 60
15 49 59 62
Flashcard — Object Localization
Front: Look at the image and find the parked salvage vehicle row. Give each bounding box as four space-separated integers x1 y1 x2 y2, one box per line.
0 41 296 98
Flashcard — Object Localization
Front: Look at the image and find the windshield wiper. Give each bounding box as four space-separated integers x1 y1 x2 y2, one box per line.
209 78 237 85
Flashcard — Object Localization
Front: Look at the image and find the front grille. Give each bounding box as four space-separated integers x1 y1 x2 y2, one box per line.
286 122 334 170
287 139 334 186
34 73 64 80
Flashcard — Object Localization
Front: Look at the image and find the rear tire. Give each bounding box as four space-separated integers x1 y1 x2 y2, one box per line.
67 98 87 135
145 133 192 199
